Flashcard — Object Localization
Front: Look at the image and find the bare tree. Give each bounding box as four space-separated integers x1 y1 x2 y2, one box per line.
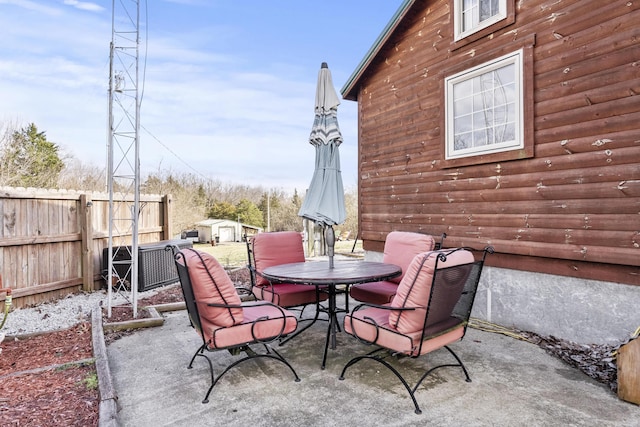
58 158 107 192
0 120 359 240
142 170 212 234
0 120 15 186
341 186 359 239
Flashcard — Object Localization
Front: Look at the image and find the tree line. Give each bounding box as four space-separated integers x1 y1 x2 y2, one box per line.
0 121 358 237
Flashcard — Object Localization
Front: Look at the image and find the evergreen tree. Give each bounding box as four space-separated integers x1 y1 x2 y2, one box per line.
207 201 236 220
0 123 64 188
236 199 264 228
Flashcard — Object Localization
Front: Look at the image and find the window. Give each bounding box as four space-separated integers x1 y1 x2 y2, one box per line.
445 49 523 160
454 0 507 41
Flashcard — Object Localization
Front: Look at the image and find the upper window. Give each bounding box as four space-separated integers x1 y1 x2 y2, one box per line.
445 49 523 160
454 0 508 41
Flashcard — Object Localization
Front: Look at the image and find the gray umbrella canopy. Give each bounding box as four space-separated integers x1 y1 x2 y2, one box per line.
298 62 347 227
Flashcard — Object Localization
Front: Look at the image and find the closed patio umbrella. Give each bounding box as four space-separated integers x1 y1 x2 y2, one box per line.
298 62 346 268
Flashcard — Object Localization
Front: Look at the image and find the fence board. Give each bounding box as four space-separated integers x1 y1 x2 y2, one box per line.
0 188 171 308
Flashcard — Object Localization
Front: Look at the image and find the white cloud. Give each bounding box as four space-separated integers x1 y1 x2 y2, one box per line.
0 0 61 15
63 0 104 13
0 1 389 192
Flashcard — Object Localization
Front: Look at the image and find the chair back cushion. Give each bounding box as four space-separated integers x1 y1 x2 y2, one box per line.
252 231 305 286
389 249 474 334
383 232 435 284
182 249 243 327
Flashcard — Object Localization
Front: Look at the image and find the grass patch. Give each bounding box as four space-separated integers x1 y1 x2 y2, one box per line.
82 372 99 390
193 239 363 268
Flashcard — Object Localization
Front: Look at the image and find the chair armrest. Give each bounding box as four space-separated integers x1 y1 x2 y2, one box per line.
200 301 244 309
352 302 421 313
347 303 424 347
243 300 293 343
198 299 293 342
199 299 284 311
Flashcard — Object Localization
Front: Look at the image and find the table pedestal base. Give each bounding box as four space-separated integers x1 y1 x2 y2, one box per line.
261 260 401 369
319 284 349 369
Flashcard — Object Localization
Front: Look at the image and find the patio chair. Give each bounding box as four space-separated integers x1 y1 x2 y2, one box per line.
339 246 492 414
349 231 445 305
171 246 301 404
246 231 329 316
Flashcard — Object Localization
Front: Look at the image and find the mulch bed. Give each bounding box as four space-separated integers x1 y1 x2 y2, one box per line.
0 281 190 426
0 322 98 426
531 333 618 392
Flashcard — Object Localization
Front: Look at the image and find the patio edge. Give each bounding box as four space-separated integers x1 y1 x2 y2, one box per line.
92 306 119 427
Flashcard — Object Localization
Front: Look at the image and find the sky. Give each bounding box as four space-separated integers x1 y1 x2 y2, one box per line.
0 0 406 192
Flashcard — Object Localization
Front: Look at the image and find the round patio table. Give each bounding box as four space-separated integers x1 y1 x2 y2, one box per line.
262 260 401 369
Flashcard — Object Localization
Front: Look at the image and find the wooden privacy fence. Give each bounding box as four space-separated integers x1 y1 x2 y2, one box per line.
0 187 172 308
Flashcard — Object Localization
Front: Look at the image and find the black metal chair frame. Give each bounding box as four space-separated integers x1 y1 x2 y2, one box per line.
339 246 493 414
245 234 330 345
433 232 447 250
170 246 301 404
349 232 447 306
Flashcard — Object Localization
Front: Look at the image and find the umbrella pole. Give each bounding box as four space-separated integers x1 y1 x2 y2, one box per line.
325 225 335 269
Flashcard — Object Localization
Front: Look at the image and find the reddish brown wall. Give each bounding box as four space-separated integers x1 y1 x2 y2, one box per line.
351 0 640 285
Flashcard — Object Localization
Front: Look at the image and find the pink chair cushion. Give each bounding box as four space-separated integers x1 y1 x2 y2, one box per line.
182 249 243 327
202 301 298 349
349 280 398 305
388 249 474 334
252 283 326 307
253 232 306 286
382 232 435 284
344 306 465 356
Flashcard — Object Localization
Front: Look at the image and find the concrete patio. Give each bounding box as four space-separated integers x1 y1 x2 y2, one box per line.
105 307 638 426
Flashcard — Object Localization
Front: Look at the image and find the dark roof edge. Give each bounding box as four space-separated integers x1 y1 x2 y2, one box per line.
341 0 416 101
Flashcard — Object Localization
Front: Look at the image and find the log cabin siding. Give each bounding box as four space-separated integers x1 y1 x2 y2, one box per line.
348 0 640 285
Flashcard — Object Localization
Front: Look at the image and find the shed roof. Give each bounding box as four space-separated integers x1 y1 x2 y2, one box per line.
341 0 416 100
195 218 262 231
195 219 227 226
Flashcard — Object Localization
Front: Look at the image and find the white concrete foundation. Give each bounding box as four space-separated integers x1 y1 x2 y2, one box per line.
475 266 640 346
365 251 640 346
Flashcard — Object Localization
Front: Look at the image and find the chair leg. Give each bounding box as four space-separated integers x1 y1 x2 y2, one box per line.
339 353 423 415
412 345 471 393
196 344 301 404
445 345 472 382
297 303 308 319
279 302 322 345
188 344 207 369
192 352 216 404
268 346 302 383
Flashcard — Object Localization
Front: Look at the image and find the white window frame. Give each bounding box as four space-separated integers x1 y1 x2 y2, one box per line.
445 49 524 160
453 0 508 41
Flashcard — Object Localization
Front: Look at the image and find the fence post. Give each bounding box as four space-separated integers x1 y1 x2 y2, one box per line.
80 194 94 291
162 194 172 240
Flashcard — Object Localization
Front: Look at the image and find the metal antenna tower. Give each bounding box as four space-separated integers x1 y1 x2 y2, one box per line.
106 0 141 317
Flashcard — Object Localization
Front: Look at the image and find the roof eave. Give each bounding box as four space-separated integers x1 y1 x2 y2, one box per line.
341 0 416 101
